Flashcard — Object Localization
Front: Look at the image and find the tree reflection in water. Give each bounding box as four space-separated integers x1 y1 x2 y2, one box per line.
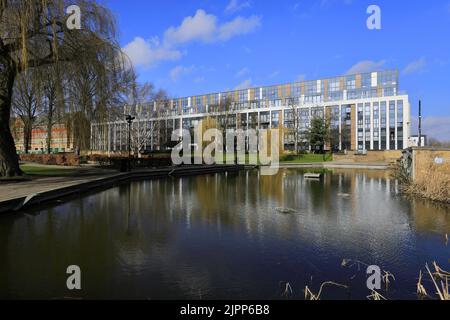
0 169 448 299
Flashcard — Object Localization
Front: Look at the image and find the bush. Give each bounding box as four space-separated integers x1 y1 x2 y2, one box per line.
19 153 80 166
280 154 297 161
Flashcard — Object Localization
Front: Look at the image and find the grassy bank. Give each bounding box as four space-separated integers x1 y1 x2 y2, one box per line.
20 164 81 177
280 153 333 164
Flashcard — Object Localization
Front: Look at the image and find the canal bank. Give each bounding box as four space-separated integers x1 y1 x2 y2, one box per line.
0 165 249 214
0 161 392 214
279 162 390 170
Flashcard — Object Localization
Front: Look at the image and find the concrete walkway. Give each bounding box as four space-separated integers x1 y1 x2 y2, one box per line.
0 174 117 202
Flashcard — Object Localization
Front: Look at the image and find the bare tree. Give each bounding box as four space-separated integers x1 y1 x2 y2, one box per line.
123 79 170 154
219 96 233 132
428 137 450 148
40 66 64 154
154 89 171 150
286 97 300 154
12 70 41 154
0 0 126 176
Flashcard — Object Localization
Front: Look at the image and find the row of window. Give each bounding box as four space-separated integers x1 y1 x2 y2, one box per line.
159 71 400 114
357 100 405 150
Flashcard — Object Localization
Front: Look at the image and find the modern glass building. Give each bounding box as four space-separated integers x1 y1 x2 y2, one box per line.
91 69 410 153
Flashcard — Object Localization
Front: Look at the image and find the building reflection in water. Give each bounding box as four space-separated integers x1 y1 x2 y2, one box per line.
0 169 448 299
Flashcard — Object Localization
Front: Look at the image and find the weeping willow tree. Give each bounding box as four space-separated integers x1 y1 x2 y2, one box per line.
0 0 127 177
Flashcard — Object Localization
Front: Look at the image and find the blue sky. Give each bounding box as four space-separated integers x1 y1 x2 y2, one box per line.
105 0 450 139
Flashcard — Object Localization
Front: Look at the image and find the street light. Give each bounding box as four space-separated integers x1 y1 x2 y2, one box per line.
125 114 135 159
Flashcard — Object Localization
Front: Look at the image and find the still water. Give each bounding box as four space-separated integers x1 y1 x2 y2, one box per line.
0 169 449 300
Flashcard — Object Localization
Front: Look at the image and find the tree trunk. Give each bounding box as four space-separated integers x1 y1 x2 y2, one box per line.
0 62 22 177
46 105 53 154
23 121 31 154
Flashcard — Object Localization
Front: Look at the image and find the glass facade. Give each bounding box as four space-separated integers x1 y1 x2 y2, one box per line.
91 70 409 152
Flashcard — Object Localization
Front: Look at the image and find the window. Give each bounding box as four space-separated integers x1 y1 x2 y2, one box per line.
389 101 396 128
373 103 379 129
291 84 302 97
346 75 356 90
357 104 364 129
365 104 371 130
305 81 316 95
271 112 279 128
328 79 340 92
397 100 404 127
361 73 371 88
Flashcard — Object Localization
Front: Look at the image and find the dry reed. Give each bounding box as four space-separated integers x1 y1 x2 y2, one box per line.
404 154 450 203
304 281 348 300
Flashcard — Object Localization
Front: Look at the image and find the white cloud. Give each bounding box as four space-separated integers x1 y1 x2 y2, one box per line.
164 9 261 45
403 57 427 75
170 65 195 82
411 116 450 141
124 10 261 70
218 15 261 41
346 60 386 74
235 79 252 90
235 67 250 78
123 37 181 68
164 10 218 45
225 0 251 13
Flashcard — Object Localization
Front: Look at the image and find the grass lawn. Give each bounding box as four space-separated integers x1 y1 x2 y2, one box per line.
20 164 80 177
214 153 333 164
280 153 333 163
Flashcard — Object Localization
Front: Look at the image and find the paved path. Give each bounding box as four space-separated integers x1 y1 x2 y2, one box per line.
0 174 117 202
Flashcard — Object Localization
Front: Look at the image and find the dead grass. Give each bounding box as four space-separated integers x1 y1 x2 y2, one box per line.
296 259 449 300
382 271 396 291
304 281 349 300
367 290 388 300
417 270 428 298
416 262 450 300
280 282 293 298
405 154 450 203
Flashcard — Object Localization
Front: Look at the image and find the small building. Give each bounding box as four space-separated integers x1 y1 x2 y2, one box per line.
409 135 427 147
12 120 74 154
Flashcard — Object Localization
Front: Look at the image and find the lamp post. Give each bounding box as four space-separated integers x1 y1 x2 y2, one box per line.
418 100 422 147
125 114 135 159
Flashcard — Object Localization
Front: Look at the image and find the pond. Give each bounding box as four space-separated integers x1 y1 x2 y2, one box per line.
0 169 449 299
